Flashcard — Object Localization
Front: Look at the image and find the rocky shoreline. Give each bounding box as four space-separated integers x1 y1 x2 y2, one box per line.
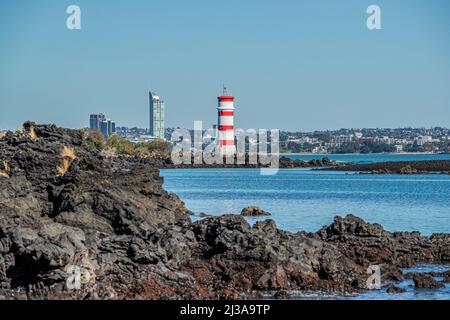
146 154 341 169
320 160 450 174
0 123 448 300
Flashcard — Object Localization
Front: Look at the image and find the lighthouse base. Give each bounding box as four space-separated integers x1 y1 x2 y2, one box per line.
219 145 236 157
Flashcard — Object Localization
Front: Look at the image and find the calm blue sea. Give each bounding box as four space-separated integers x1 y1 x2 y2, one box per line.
286 153 450 164
161 168 450 235
160 154 450 299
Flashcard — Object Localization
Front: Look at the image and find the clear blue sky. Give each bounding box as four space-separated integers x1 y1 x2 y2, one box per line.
1 0 449 131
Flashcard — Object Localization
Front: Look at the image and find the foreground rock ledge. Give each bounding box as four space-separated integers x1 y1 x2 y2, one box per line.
0 123 449 300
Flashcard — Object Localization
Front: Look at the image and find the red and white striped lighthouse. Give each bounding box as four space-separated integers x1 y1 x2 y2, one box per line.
217 86 236 156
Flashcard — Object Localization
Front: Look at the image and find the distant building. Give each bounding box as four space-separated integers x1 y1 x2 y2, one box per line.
89 114 115 137
128 135 161 144
415 135 433 146
109 120 116 136
100 119 116 137
100 120 108 137
149 91 165 139
115 126 148 140
89 113 105 130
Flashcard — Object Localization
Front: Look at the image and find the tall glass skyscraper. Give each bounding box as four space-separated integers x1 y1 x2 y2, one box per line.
149 91 165 139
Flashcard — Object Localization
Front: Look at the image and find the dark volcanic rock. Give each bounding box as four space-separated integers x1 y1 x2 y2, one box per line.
184 215 363 295
316 215 449 282
322 160 450 174
240 206 271 217
0 123 448 299
199 212 211 218
427 270 450 277
386 284 406 293
148 153 340 169
412 273 444 289
370 166 423 175
0 123 193 299
278 156 339 169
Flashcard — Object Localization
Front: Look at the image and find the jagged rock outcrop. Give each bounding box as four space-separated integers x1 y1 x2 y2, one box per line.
369 166 428 174
315 215 449 282
322 160 450 174
0 123 192 299
240 206 271 217
0 123 448 299
278 156 339 168
386 284 406 293
411 273 444 289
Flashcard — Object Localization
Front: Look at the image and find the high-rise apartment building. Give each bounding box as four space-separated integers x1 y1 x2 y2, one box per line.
100 119 116 137
149 91 165 139
90 114 115 137
89 113 105 130
100 120 108 137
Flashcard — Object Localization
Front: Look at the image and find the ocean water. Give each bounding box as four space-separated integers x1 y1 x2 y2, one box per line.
160 156 450 300
290 264 450 300
161 168 450 235
286 153 450 164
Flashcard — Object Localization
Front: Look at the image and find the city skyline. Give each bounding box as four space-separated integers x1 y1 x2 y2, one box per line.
1 0 450 131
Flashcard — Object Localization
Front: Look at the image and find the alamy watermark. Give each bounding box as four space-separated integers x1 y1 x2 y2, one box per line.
65 5 380 31
367 5 382 30
366 265 381 290
65 264 91 290
66 5 81 30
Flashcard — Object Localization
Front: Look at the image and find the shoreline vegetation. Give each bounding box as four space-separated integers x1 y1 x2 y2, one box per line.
0 123 449 300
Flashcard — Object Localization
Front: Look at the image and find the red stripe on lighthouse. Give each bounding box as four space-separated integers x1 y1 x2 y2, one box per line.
219 140 235 146
219 111 234 116
218 96 234 102
218 125 234 131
